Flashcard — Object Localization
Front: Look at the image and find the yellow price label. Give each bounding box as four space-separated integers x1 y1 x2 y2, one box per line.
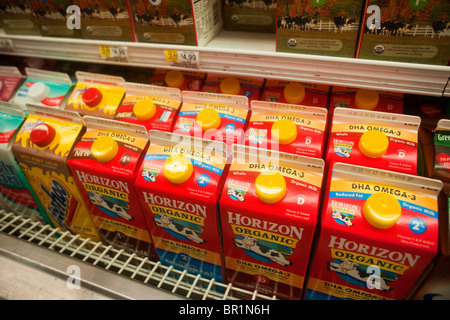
165 49 178 62
99 45 111 57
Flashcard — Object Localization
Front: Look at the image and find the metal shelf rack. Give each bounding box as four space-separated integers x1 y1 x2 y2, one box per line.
0 209 276 300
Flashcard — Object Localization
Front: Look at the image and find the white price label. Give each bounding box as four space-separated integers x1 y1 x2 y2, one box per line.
99 45 128 62
165 49 199 69
0 39 14 52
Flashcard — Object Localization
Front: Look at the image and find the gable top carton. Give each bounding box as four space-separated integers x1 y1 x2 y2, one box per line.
0 102 48 222
134 131 228 282
245 100 328 159
12 68 72 109
11 104 100 241
305 162 443 300
326 107 421 175
65 71 126 119
0 66 23 102
114 82 182 133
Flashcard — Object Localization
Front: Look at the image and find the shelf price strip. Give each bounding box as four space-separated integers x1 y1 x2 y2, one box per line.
164 49 199 69
99 45 129 62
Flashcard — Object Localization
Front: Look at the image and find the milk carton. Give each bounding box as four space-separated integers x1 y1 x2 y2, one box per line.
134 131 228 282
261 80 330 108
0 102 49 223
201 74 264 103
244 101 328 159
173 91 249 152
329 87 404 116
12 68 73 109
0 66 23 102
149 69 206 92
276 0 365 58
326 108 421 175
0 1 39 35
68 117 156 259
304 162 443 300
65 72 126 119
114 82 182 133
129 0 223 46
358 0 450 66
223 0 276 33
11 105 100 242
432 120 450 185
219 145 324 299
72 0 134 42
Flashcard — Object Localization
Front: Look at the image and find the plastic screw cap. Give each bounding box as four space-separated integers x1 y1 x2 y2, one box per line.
133 99 156 121
28 82 50 102
165 70 185 88
359 129 389 158
363 192 402 229
163 154 193 184
220 77 241 95
91 136 119 163
196 108 221 131
82 87 103 107
30 123 56 147
271 119 298 145
255 171 287 204
283 82 305 104
355 89 379 110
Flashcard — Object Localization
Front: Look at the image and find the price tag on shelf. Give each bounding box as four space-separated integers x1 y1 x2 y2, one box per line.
99 45 129 62
164 49 199 69
0 39 14 52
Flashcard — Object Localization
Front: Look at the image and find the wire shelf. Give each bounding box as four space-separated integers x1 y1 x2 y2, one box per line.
0 210 276 301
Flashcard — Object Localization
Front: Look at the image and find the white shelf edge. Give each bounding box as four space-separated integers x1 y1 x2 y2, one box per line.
0 30 449 97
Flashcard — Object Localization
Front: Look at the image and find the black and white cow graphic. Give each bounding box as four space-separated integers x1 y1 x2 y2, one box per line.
234 236 293 267
332 211 353 226
327 259 395 291
142 170 157 182
227 187 245 201
432 19 450 39
89 192 133 221
154 215 205 244
334 16 355 33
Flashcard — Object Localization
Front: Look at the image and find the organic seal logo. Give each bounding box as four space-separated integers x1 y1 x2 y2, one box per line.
287 38 298 48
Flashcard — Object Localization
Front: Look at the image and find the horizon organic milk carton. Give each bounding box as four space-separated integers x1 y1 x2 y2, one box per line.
261 80 330 107
304 162 443 300
329 87 404 116
244 100 328 159
68 117 156 259
11 105 100 242
134 131 228 283
12 68 73 109
149 69 206 92
326 107 421 175
173 91 249 152
0 102 49 223
114 82 182 133
219 145 325 299
65 72 126 119
201 74 264 103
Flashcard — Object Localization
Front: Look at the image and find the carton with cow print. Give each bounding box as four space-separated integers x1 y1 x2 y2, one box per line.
129 0 223 46
223 0 277 33
11 104 101 242
276 0 365 58
244 100 328 159
68 117 157 259
358 0 450 66
113 81 182 133
71 0 134 42
326 107 421 175
304 162 443 300
219 144 324 299
134 131 228 283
